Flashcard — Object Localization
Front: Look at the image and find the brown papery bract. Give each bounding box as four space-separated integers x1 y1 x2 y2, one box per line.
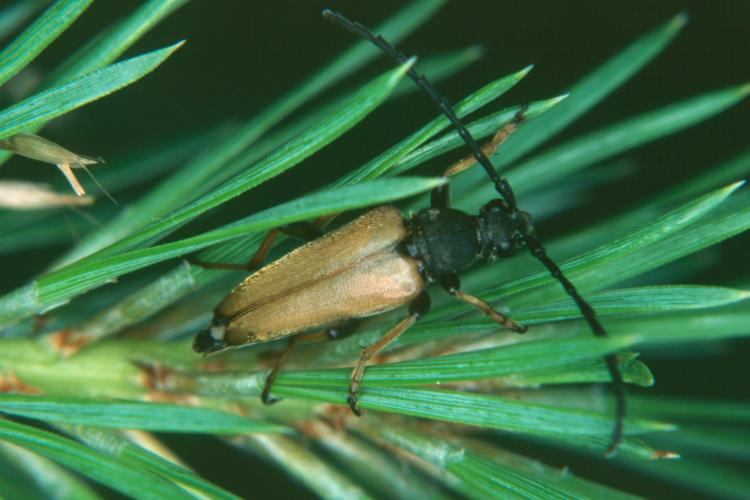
0 133 101 196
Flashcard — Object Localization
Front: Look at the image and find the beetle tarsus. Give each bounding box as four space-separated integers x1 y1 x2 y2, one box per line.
347 393 363 416
261 388 280 405
512 323 528 334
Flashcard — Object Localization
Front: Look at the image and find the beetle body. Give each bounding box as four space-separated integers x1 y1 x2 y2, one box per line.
194 201 531 355
194 206 424 353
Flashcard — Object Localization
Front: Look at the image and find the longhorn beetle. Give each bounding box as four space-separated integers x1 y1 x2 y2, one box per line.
192 9 626 453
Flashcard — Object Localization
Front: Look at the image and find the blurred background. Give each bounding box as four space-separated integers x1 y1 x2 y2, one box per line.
1 1 748 498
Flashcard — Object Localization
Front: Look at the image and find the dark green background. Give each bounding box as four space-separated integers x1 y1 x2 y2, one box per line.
2 1 748 498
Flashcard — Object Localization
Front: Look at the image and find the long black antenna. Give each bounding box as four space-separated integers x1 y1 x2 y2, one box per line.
323 8 625 453
322 9 517 210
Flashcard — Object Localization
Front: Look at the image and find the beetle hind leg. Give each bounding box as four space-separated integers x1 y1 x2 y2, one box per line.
261 319 361 405
348 292 430 416
261 334 304 405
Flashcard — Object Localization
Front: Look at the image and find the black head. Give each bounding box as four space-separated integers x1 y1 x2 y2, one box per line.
478 199 533 258
193 324 229 354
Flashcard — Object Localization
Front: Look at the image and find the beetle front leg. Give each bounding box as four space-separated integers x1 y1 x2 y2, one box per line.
443 110 526 179
430 110 527 211
441 274 526 333
348 292 430 415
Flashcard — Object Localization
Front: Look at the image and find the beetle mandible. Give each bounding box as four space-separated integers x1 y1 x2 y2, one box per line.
192 9 626 453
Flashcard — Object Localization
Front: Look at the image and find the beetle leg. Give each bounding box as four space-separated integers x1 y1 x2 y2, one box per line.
282 221 324 241
430 182 451 209
327 318 362 340
441 274 526 334
261 333 315 405
348 292 431 416
262 319 361 405
184 256 247 271
431 111 526 210
187 221 327 272
248 216 336 270
247 229 282 270
443 112 525 179
249 222 324 269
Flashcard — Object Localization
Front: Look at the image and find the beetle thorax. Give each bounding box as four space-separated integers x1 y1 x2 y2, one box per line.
403 207 483 279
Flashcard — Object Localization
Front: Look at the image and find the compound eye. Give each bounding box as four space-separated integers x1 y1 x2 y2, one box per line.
480 199 504 214
511 232 526 248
